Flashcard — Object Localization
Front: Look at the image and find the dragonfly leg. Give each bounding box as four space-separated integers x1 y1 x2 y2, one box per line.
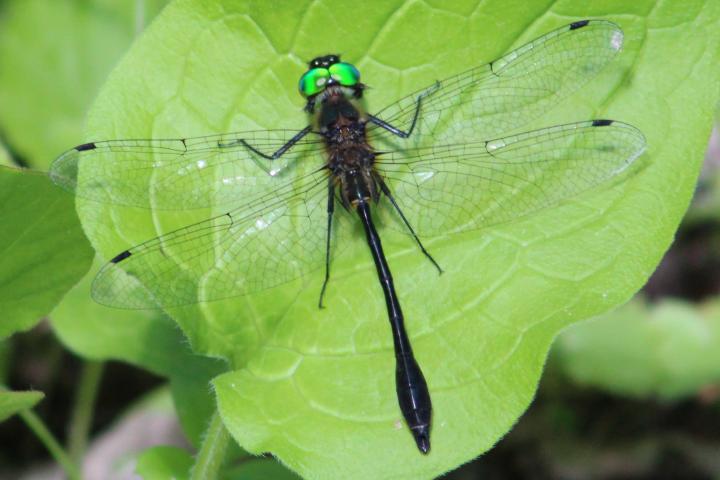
218 125 312 159
374 173 442 275
318 178 336 308
367 81 440 138
217 126 312 175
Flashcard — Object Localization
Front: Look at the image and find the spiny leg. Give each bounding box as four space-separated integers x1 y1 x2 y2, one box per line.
219 125 312 160
374 173 443 275
367 81 440 138
318 177 336 308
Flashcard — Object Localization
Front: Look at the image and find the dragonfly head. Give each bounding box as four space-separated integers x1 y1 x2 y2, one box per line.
299 54 364 113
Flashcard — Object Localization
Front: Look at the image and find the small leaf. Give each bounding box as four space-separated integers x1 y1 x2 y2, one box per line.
135 445 299 480
136 445 192 480
555 298 720 399
0 389 43 422
0 167 92 338
223 458 301 480
52 261 194 372
170 367 230 448
51 262 226 446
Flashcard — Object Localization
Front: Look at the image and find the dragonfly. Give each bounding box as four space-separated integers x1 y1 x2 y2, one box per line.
50 19 646 453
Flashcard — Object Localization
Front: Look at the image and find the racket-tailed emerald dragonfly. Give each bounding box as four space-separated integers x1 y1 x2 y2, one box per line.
50 20 646 453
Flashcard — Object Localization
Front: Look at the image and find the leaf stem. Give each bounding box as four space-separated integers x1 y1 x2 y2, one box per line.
68 360 104 464
19 409 81 480
190 410 230 480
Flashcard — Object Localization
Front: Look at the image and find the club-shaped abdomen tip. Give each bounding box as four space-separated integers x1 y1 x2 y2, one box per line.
413 425 431 454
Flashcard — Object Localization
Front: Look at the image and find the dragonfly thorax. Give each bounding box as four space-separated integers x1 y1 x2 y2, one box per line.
318 98 368 145
319 95 378 209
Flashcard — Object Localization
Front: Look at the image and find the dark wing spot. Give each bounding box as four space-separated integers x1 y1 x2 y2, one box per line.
570 20 590 30
76 142 97 152
489 60 497 75
592 119 614 127
110 250 132 263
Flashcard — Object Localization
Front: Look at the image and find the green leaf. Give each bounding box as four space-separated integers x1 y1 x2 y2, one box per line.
0 389 44 422
170 366 229 448
0 0 168 168
555 298 720 399
136 445 193 480
73 0 720 478
0 167 92 338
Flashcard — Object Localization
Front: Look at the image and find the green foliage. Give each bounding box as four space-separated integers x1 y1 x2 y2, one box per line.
0 167 92 338
51 264 227 447
31 0 720 479
0 390 43 422
52 262 198 373
556 298 720 399
135 445 301 480
0 0 167 168
136 446 193 480
223 458 302 480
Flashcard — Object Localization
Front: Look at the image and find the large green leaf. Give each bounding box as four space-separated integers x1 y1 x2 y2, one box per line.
0 0 168 168
0 389 43 423
0 167 92 338
72 0 720 478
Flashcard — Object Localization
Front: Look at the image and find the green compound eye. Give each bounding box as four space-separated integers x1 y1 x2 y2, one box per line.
299 67 330 97
329 62 360 86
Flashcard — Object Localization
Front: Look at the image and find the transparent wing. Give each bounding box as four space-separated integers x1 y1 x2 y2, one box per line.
91 165 340 309
49 129 325 210
55 19 633 309
368 20 624 148
376 120 646 236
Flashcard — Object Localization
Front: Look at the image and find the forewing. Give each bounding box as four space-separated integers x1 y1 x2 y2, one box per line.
91 166 333 308
368 20 624 148
376 120 646 236
49 129 324 210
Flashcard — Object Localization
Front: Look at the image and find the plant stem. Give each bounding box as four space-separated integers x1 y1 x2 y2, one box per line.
19 409 81 480
68 360 104 464
190 410 230 480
